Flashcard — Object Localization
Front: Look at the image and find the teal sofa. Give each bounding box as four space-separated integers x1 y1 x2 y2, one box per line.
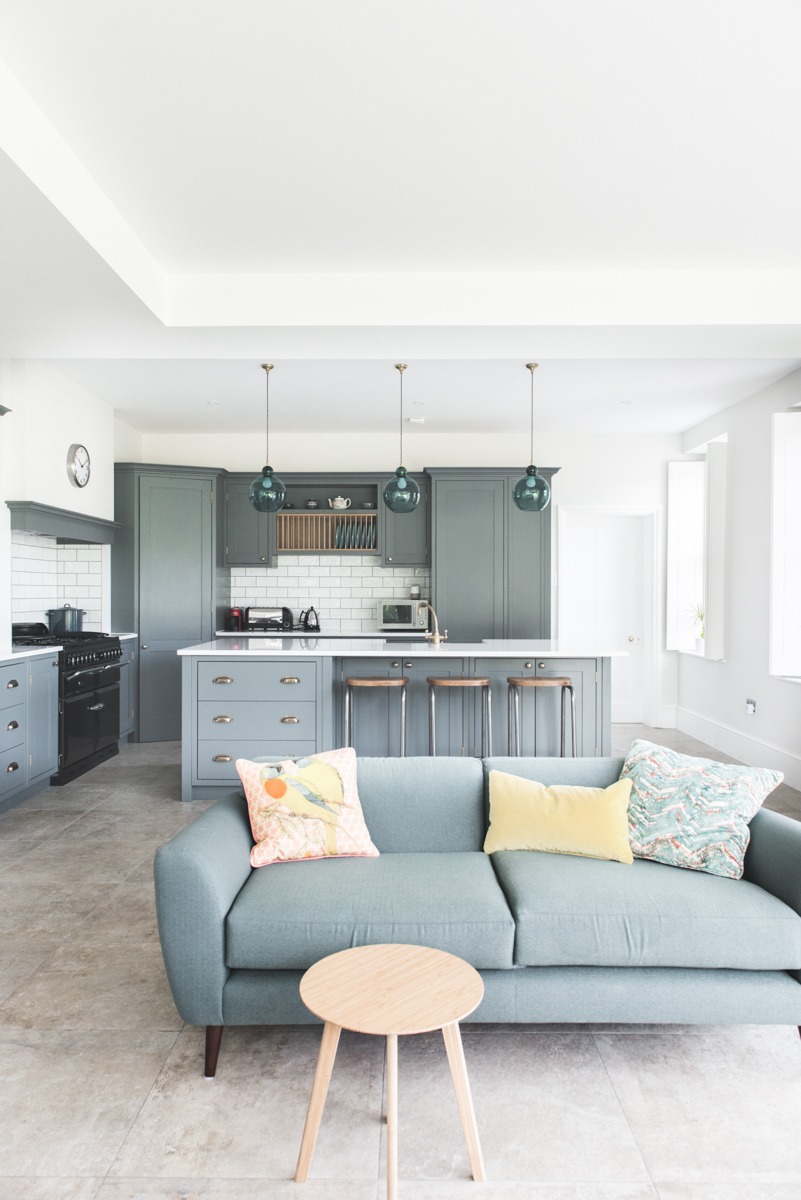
154 756 801 1076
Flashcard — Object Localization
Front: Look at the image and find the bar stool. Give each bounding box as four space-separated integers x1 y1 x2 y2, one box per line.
427 676 492 757
345 676 409 756
507 676 577 757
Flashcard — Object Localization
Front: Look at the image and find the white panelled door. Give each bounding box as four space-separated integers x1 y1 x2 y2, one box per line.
559 511 646 722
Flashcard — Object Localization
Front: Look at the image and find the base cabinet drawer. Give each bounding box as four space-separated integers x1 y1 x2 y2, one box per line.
198 660 317 702
0 702 26 754
196 740 319 780
0 744 28 796
0 665 25 709
197 701 316 740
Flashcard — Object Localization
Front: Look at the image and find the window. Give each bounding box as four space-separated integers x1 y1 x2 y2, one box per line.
770 412 801 678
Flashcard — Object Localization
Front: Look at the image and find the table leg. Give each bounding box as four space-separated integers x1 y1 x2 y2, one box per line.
386 1032 398 1200
441 1021 486 1182
294 1020 341 1183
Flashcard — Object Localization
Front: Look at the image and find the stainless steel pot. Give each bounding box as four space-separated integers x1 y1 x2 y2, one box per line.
47 604 86 634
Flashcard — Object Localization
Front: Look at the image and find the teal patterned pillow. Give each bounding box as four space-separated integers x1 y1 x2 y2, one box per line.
620 739 782 879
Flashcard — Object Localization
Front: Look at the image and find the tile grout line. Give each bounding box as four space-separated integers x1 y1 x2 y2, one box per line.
0 784 128 878
589 1028 661 1198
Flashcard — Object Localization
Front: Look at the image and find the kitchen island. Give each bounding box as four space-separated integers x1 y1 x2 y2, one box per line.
179 639 625 801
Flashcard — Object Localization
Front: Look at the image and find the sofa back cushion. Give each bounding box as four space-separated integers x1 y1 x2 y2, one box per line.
356 756 485 851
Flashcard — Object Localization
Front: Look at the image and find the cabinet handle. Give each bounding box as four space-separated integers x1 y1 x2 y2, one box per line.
212 754 232 762
525 662 532 669
280 715 300 723
213 715 233 723
404 662 412 667
141 645 147 650
88 703 105 711
538 663 546 669
7 720 19 731
52 661 58 667
213 676 234 684
7 761 19 773
280 676 300 684
260 557 265 561
6 679 19 689
387 556 393 561
391 662 399 668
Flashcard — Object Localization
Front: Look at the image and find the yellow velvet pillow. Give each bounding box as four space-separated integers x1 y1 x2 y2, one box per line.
484 770 634 864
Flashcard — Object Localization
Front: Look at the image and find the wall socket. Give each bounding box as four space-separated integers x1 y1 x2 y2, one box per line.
746 699 756 715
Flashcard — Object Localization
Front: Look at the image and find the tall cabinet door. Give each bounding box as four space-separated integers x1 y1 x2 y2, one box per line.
380 477 429 566
431 477 505 642
139 475 213 742
225 480 271 565
506 481 550 638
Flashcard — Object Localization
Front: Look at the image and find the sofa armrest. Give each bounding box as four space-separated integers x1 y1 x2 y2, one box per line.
154 791 254 1025
743 808 801 918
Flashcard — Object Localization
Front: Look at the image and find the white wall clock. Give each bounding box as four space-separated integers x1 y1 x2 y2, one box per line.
66 443 91 488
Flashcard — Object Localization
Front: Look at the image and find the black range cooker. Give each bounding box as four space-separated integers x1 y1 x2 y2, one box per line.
12 624 123 785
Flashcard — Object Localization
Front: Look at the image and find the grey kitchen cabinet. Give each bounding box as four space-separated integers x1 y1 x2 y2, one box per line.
429 467 558 643
473 656 599 757
397 655 469 757
334 657 403 756
28 654 59 784
225 478 271 565
113 464 227 744
380 475 429 566
119 642 136 738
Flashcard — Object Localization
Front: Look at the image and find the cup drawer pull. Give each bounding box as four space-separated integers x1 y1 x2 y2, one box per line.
213 715 233 723
212 754 233 762
280 676 300 684
280 716 300 723
6 679 19 689
7 720 19 731
7 761 19 773
213 676 234 684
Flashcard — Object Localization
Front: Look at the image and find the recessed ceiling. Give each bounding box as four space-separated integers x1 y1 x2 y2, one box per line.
48 358 801 434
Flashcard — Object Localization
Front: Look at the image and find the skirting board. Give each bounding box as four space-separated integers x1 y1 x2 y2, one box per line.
676 706 801 790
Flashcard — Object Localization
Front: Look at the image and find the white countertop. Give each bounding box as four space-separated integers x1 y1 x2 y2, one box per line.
215 629 425 639
180 638 627 658
115 633 138 641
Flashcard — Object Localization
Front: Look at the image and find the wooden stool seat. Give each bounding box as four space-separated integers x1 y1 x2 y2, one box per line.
506 675 571 687
426 675 489 687
345 676 409 687
295 944 486 1197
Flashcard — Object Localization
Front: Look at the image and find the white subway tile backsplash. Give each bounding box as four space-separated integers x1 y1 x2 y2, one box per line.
10 532 106 632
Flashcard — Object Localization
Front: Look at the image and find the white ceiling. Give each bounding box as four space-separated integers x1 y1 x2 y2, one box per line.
1 0 800 274
49 358 801 435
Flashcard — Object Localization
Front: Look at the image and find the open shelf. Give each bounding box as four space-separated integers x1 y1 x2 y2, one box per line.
276 511 378 552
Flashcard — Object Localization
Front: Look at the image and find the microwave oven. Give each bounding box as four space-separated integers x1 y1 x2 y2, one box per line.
377 599 428 630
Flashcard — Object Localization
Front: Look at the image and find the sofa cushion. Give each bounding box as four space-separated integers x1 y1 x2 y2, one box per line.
226 851 515 970
356 757 485 852
491 849 801 969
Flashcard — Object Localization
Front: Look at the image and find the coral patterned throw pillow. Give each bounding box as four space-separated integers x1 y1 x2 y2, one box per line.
236 747 379 868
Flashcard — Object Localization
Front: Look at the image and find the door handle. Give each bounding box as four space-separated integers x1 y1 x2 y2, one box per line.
213 676 234 684
280 715 300 723
88 703 105 711
213 715 233 723
7 761 19 772
280 676 300 684
7 720 18 731
628 635 635 642
212 754 232 762
6 679 19 688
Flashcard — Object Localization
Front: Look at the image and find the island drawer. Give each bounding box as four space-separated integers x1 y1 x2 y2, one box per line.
196 740 318 780
0 702 26 754
0 744 27 797
197 701 317 740
197 660 317 702
0 664 25 709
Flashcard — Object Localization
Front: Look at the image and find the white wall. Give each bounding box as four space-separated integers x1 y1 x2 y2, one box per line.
114 417 144 462
0 360 115 646
677 366 801 785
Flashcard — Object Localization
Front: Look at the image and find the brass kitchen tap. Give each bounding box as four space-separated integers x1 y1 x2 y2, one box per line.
418 602 448 646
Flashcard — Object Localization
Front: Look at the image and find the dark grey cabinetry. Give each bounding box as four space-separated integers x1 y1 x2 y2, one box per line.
379 475 429 566
474 656 600 757
113 465 227 743
428 468 557 642
225 478 271 565
28 654 59 784
0 652 58 813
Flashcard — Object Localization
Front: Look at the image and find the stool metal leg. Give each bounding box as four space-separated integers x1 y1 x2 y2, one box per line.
513 685 521 757
485 685 492 757
507 686 513 755
400 683 407 758
568 684 577 756
560 685 566 757
428 683 436 756
480 685 486 758
344 685 352 748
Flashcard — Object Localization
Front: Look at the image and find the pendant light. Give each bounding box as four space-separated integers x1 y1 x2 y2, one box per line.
383 363 421 513
512 362 550 512
249 363 286 512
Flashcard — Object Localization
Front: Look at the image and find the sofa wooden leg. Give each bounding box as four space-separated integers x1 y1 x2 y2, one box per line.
205 1025 224 1078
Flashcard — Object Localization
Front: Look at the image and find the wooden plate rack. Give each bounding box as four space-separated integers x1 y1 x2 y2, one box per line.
276 511 378 552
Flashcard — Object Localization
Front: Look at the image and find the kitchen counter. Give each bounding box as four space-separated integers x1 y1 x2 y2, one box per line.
183 638 628 658
2 644 63 659
215 629 426 639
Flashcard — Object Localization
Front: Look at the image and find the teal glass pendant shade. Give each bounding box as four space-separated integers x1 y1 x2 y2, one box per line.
384 466 420 513
249 465 286 512
513 465 550 512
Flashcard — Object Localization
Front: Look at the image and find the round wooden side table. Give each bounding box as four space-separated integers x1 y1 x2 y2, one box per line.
294 943 486 1197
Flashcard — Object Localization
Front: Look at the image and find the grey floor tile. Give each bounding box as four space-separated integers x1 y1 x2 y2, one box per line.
594 1026 801 1182
397 1187 659 1199
0 1028 178 1176
108 1026 385 1181
0 931 59 1004
655 1186 801 1200
97 1182 375 1199
0 1180 103 1200
391 1027 651 1182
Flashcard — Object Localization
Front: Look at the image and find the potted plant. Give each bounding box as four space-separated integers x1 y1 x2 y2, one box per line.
690 603 705 653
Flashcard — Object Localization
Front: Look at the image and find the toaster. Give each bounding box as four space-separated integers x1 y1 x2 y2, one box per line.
246 606 293 631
